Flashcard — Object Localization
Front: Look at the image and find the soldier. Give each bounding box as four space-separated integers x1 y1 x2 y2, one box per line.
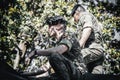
25 16 87 80
71 4 105 74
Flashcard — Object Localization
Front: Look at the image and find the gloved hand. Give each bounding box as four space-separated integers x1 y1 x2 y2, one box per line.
25 49 37 65
25 57 31 65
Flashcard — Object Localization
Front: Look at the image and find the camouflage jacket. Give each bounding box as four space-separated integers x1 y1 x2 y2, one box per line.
57 33 84 65
76 12 103 48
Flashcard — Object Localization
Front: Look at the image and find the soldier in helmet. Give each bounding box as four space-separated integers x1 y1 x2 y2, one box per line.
71 4 105 74
25 16 87 80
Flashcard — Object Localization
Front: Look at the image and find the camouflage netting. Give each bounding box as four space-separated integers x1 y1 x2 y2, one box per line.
0 0 120 75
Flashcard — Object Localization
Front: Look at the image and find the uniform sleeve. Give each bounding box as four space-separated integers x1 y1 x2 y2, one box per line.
58 39 72 51
82 15 93 30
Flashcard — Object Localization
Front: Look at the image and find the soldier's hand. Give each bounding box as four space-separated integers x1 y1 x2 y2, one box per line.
25 50 36 65
54 26 64 40
25 57 31 65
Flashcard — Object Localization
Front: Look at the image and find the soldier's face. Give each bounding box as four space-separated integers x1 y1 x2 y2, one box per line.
73 10 80 23
48 23 65 40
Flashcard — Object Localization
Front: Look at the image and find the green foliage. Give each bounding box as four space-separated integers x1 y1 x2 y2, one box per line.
0 0 119 74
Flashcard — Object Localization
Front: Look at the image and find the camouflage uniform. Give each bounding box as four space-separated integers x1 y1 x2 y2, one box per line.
49 34 87 80
76 12 104 74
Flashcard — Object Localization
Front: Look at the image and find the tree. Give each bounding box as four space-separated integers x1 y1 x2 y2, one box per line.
0 0 120 76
